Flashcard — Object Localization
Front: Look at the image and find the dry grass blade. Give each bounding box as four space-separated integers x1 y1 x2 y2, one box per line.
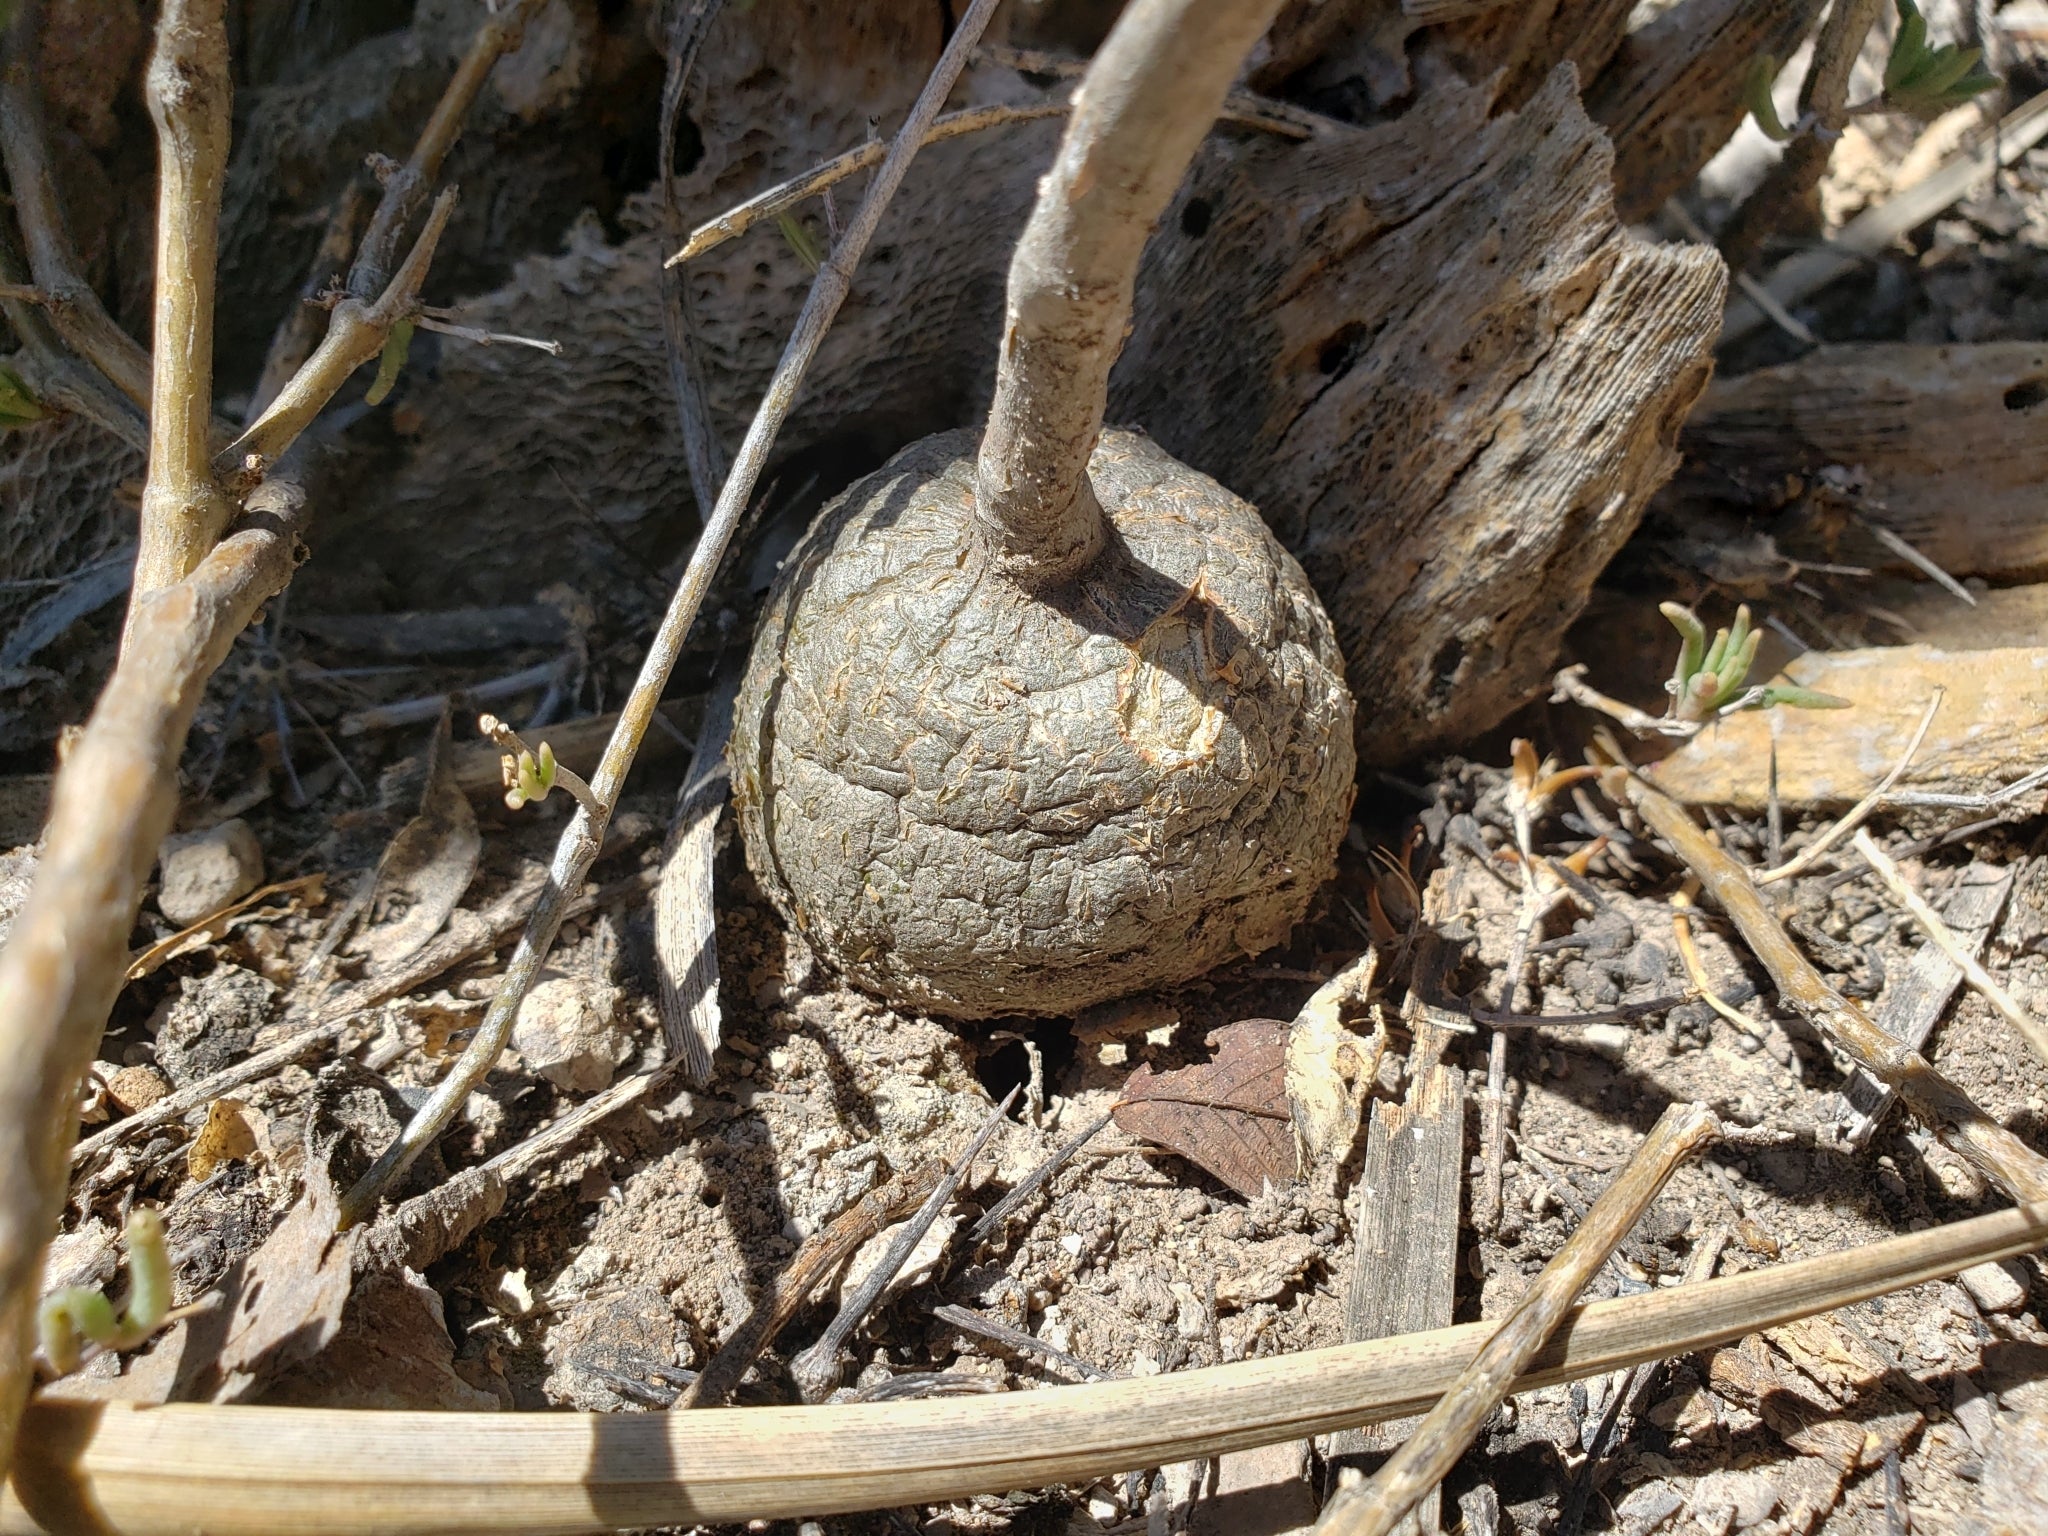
1313 1102 1721 1536
1613 771 2048 1204
6 1200 2047 1534
1851 828 2048 1067
335 0 1014 1228
0 482 308 1476
1755 690 1941 884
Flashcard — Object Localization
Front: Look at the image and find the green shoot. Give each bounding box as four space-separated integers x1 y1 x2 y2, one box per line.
1883 0 1998 119
365 317 416 407
0 365 45 427
777 212 824 274
1743 55 1796 142
37 1207 173 1376
1660 602 1850 724
479 713 601 817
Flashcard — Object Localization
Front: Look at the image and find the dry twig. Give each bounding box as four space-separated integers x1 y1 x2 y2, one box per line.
336 0 1014 1228
10 1198 2047 1533
1612 771 2048 1204
1755 690 1941 884
0 0 153 412
1314 1103 1721 1536
1851 828 2048 1066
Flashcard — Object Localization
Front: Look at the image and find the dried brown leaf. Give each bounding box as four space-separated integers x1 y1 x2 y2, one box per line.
186 1096 265 1180
1113 1018 1294 1199
353 706 481 965
210 1149 356 1402
125 873 326 980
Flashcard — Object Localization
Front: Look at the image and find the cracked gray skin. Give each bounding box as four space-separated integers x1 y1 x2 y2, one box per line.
731 427 1356 1020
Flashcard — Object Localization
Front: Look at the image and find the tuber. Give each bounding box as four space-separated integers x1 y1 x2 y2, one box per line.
730 0 1356 1019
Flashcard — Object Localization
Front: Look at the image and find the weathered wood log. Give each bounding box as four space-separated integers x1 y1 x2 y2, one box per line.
351 43 1723 763
1670 342 2048 580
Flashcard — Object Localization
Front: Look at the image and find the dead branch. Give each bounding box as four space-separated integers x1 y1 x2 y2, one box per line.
7 1199 2047 1534
0 480 308 1479
333 0 1014 1227
1315 1103 1720 1536
0 0 153 413
221 189 458 483
133 0 237 598
1718 0 1885 271
347 0 549 303
1852 828 2048 1068
1611 771 2048 1205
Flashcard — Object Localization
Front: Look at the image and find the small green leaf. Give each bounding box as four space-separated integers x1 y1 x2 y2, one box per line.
1759 684 1853 711
365 318 415 407
1887 0 1929 93
0 365 45 427
1743 54 1795 142
777 212 824 273
1884 0 1999 118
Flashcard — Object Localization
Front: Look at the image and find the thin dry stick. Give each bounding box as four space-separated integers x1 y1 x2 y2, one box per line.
133 0 238 599
221 190 458 482
679 1164 946 1409
792 1089 1018 1401
347 0 549 303
1718 0 1885 272
0 0 153 412
1756 689 1941 884
1314 1102 1721 1536
974 0 1289 588
1671 879 1762 1035
0 481 308 1480
336 0 1014 1228
1851 828 2048 1066
12 1198 2046 1536
1614 772 2048 1204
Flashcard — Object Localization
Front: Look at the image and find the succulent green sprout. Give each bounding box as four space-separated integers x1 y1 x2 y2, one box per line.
365 317 416 407
1743 54 1796 142
1883 0 1998 119
37 1207 173 1376
1661 602 1850 724
776 212 824 274
504 739 558 810
0 365 45 427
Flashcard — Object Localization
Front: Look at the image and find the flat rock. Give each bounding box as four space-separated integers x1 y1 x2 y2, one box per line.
1646 645 2048 811
155 818 263 925
1960 1259 2031 1315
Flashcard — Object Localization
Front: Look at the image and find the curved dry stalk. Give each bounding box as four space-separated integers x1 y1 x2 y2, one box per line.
133 0 238 599
0 482 308 1481
1315 1103 1721 1536
6 1199 2047 1534
0 0 153 413
973 0 1290 588
334 0 1014 1228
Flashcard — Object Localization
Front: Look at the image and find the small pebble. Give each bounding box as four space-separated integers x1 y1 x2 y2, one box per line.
155 819 263 925
512 973 633 1092
104 1064 170 1115
1960 1259 2030 1315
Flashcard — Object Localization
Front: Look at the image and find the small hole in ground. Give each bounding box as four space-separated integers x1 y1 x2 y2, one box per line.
2004 377 2048 411
1180 197 1213 238
973 1019 1079 1104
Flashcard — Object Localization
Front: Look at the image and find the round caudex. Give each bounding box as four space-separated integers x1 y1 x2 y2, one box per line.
730 0 1355 1019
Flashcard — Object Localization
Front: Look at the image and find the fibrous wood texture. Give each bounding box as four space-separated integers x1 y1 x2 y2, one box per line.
1671 342 2048 579
344 35 1723 763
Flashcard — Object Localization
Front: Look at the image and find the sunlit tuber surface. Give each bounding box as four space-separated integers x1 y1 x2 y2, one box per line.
731 428 1354 1018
